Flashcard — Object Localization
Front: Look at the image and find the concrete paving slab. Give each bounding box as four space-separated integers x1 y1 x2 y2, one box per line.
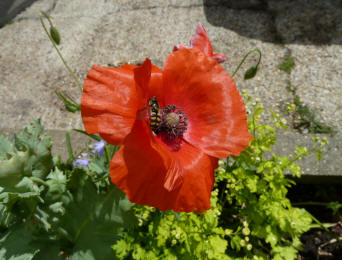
0 0 341 180
288 45 342 130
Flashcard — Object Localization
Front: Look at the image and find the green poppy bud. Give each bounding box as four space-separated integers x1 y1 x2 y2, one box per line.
244 65 258 80
50 26 61 45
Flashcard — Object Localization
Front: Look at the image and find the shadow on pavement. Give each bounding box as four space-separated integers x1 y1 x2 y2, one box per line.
0 0 37 27
203 0 342 45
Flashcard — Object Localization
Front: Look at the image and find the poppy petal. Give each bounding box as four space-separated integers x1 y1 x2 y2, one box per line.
212 53 228 63
81 65 138 145
187 24 227 63
134 59 151 107
148 65 164 106
110 120 217 212
134 60 165 108
163 48 252 158
190 24 214 57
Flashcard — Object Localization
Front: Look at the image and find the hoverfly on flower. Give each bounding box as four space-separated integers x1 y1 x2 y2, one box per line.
81 24 252 212
148 96 161 133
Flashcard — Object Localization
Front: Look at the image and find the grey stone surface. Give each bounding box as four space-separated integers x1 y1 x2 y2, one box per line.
0 0 341 179
274 132 342 180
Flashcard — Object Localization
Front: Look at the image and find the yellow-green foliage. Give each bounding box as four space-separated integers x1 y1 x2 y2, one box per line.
112 93 327 260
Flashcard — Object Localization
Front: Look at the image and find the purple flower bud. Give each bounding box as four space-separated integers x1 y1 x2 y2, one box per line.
90 140 106 156
72 158 90 168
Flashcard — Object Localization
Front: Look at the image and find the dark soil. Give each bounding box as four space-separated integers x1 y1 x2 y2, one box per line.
288 184 342 259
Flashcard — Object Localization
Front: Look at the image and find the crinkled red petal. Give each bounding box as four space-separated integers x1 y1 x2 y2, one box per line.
110 120 217 212
81 65 138 145
134 59 164 108
190 23 214 57
163 48 252 158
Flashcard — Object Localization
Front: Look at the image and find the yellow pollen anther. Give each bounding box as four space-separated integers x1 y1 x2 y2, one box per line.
165 112 180 127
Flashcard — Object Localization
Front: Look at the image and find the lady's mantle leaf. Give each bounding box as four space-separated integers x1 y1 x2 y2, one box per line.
0 224 39 260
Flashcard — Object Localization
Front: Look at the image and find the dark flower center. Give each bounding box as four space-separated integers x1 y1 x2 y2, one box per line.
148 97 188 140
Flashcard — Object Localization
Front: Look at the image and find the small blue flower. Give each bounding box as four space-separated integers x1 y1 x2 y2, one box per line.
72 158 90 168
90 140 106 156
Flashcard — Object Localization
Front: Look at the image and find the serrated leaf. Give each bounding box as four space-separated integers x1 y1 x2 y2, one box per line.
0 177 42 221
0 136 15 160
0 150 29 187
0 224 39 260
60 170 136 259
46 168 67 201
14 119 53 179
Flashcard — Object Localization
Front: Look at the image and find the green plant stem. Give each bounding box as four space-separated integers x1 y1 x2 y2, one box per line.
30 176 49 187
292 201 332 207
289 143 320 164
252 115 256 138
232 48 262 78
40 12 83 92
104 145 112 165
65 131 74 161
304 209 342 246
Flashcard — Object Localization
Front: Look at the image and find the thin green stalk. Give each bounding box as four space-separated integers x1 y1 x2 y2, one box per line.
304 209 342 246
292 201 331 207
104 145 112 165
232 48 262 77
252 115 256 138
65 131 74 161
40 12 83 91
30 176 49 186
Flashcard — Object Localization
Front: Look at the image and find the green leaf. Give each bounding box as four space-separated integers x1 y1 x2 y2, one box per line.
0 136 15 160
60 170 137 259
0 204 14 229
72 129 101 141
31 241 60 260
55 90 81 112
0 224 39 260
0 149 29 187
0 177 42 222
14 119 53 179
50 26 61 45
327 202 342 215
244 65 258 80
46 168 67 201
279 56 295 75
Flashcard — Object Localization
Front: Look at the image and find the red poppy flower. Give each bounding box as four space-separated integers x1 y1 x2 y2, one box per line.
173 23 228 63
81 50 251 213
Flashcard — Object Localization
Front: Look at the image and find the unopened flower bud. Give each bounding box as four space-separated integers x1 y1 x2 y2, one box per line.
50 26 61 45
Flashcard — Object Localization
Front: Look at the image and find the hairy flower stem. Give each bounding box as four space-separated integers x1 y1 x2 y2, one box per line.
232 48 262 78
65 131 74 161
40 11 83 92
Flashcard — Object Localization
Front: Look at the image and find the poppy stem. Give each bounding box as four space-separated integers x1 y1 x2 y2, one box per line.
231 48 262 78
104 145 112 165
65 131 74 161
40 12 83 92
